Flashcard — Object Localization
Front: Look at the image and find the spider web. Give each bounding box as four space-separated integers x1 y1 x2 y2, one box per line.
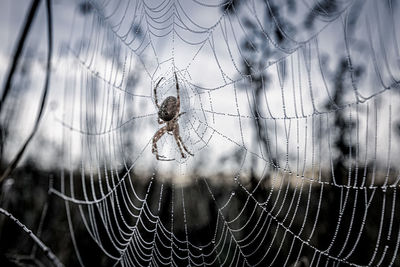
39 0 400 266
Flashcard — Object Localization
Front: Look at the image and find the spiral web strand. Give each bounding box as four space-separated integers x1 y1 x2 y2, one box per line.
48 0 400 266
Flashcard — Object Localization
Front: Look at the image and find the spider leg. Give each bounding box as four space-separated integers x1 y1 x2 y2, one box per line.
173 124 186 158
157 157 175 162
169 112 186 124
153 77 164 109
178 135 194 156
174 72 180 111
173 123 193 158
152 126 170 160
177 112 186 118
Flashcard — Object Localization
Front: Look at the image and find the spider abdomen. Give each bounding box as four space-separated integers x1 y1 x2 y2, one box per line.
159 96 178 121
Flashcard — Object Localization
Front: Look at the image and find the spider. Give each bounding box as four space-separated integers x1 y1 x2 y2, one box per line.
152 72 193 161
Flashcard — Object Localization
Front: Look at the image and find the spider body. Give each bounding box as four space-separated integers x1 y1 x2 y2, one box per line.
152 73 193 161
158 96 178 122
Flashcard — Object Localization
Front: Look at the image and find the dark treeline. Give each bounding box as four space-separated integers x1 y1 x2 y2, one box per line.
1 162 400 266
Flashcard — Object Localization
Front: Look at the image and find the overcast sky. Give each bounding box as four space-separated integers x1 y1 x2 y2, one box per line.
0 0 399 184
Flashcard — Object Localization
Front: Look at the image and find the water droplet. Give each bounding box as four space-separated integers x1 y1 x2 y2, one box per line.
231 192 236 196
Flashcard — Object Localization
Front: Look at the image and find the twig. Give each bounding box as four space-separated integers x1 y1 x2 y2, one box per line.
0 0 53 183
0 207 63 267
0 0 41 112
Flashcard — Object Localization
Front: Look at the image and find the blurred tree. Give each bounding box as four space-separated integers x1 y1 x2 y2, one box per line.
222 0 299 170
